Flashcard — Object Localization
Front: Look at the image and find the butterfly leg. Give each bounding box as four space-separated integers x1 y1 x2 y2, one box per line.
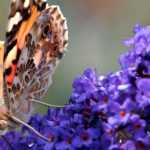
31 98 64 108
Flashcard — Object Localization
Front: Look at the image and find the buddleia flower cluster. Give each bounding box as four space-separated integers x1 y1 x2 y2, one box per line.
0 24 150 150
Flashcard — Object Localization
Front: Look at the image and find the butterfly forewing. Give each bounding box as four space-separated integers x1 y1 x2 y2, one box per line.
4 0 48 87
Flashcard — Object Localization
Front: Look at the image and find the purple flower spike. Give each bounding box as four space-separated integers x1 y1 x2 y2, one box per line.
1 25 150 149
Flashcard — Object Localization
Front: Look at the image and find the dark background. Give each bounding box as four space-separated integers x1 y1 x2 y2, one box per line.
0 0 150 109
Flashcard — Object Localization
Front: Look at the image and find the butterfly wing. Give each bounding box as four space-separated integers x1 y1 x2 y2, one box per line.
4 0 68 123
4 0 48 87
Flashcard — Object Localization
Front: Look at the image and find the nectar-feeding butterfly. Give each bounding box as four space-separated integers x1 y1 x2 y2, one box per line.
0 0 68 141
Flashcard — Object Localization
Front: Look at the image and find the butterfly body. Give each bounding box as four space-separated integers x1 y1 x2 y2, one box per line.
0 0 68 135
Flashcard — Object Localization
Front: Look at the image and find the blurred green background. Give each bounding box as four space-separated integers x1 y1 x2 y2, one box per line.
0 0 150 107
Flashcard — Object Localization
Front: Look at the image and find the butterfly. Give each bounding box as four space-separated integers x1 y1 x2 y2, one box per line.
0 0 68 141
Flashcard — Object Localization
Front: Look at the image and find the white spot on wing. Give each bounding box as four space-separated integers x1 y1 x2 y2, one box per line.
12 0 16 2
7 12 22 32
4 45 17 69
24 0 30 8
33 49 42 68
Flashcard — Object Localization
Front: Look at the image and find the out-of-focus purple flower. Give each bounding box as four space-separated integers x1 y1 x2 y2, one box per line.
120 24 150 70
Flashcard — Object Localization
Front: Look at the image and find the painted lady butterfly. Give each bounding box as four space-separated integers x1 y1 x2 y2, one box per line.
0 0 68 141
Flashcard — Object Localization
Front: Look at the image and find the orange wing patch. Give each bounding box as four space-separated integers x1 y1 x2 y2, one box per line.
17 6 40 50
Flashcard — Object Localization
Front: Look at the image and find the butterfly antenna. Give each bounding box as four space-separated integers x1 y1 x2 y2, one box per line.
31 98 64 108
9 115 50 142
